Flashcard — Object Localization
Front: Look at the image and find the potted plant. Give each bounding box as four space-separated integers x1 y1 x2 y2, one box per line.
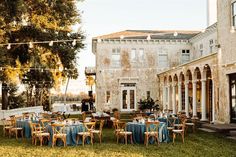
138 97 160 113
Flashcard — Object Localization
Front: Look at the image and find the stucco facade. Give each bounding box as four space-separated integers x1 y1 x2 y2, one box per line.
92 30 199 112
217 0 236 123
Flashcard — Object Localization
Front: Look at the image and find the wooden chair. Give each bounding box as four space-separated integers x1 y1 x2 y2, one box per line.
167 116 177 137
9 116 24 140
116 121 133 145
91 120 105 143
34 123 50 146
51 123 67 147
185 117 197 134
144 121 160 146
173 119 187 143
40 119 51 131
29 121 42 144
77 122 96 146
2 119 13 137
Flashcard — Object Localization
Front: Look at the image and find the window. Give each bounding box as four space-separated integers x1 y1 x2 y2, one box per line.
147 91 150 99
209 39 214 53
199 44 203 56
130 48 136 62
111 48 120 67
139 48 144 61
181 49 190 63
232 1 236 27
158 49 168 68
106 91 111 103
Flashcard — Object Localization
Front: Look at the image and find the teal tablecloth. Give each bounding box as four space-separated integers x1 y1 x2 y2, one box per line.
17 120 38 138
126 122 170 144
46 124 85 146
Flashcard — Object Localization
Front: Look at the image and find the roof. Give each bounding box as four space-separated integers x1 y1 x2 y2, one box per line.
93 30 201 40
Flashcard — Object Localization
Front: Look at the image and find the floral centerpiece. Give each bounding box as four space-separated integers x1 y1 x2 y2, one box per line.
138 97 160 113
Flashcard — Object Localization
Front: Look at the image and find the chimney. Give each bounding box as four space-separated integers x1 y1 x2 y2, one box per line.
207 0 217 26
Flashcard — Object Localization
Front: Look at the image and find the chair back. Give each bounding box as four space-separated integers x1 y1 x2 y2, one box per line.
114 111 120 120
167 116 177 127
83 122 96 132
116 121 126 131
51 123 66 135
145 121 160 133
40 119 51 130
2 118 12 127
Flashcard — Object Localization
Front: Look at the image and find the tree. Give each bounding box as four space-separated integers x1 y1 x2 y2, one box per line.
0 0 84 110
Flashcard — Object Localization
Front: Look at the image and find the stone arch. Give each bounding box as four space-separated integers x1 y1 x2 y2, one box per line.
194 67 201 80
202 64 213 121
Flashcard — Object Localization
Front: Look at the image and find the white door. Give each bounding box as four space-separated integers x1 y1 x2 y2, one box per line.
120 86 136 112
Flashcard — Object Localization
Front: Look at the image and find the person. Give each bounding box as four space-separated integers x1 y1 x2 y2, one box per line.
81 100 87 112
89 97 94 111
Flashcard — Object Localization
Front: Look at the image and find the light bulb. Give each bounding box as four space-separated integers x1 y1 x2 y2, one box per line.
173 32 178 37
120 35 124 39
7 44 11 50
72 39 76 46
49 41 53 46
29 42 33 48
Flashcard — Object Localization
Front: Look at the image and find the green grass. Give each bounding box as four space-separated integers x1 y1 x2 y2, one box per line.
0 126 236 157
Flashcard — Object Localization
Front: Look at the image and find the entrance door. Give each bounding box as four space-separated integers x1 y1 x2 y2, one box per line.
229 74 236 123
121 86 136 112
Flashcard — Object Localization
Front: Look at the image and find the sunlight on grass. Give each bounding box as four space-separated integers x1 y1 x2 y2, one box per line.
0 127 236 157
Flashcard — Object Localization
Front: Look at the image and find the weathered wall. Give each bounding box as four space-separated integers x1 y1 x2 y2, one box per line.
217 0 236 123
95 40 191 111
191 24 217 60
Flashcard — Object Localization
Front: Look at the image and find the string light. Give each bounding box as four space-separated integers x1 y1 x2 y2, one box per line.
147 34 151 40
173 32 178 37
7 44 11 50
29 42 33 48
72 39 76 46
0 39 82 48
49 41 53 46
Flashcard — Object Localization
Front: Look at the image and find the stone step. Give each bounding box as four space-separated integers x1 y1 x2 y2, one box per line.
229 130 236 136
226 136 236 141
198 128 216 133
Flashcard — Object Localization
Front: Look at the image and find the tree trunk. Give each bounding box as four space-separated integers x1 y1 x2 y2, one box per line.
64 77 70 105
2 82 8 110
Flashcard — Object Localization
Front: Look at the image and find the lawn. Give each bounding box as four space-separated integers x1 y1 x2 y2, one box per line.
0 126 236 157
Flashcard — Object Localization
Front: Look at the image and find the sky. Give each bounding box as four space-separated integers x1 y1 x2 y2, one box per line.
62 0 207 94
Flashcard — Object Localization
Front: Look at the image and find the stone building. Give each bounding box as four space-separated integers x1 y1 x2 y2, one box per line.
90 0 236 124
92 30 199 112
217 0 236 123
156 0 236 124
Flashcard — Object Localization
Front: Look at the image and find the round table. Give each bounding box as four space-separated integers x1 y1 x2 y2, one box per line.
126 122 170 144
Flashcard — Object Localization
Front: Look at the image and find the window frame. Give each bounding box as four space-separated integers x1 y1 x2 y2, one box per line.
158 50 168 68
181 49 190 64
232 0 236 27
111 48 121 67
106 91 111 103
130 48 137 62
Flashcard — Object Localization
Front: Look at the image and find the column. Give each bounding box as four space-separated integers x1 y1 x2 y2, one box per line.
192 80 197 117
185 81 189 117
162 86 166 111
167 85 171 110
172 83 176 114
212 80 215 123
178 82 182 112
201 79 207 121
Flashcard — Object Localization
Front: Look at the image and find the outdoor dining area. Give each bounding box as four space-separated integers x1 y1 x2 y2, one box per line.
1 110 197 147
